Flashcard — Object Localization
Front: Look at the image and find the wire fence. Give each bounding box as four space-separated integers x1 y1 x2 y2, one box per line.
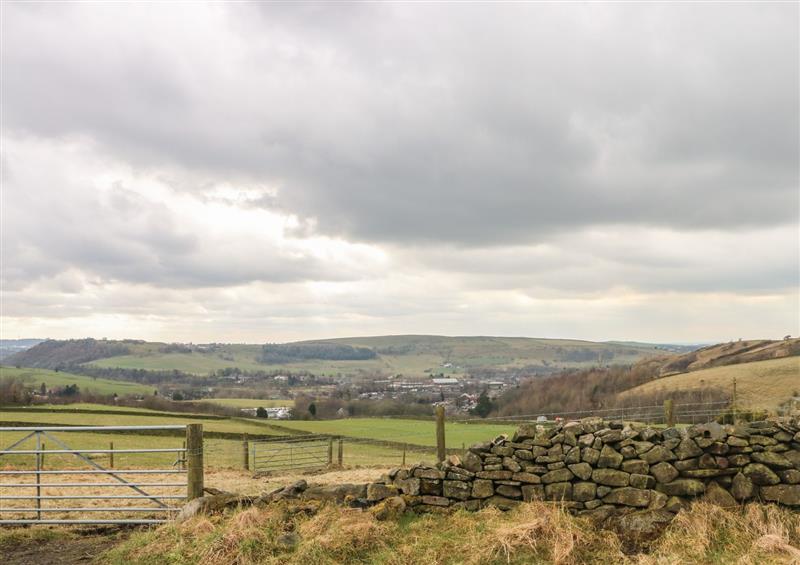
452 400 733 426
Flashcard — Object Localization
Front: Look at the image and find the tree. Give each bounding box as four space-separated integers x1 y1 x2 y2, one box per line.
308 403 317 418
256 406 268 418
473 391 494 418
172 391 184 401
40 382 47 396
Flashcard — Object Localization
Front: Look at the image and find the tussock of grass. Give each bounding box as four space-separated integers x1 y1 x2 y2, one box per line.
103 501 800 565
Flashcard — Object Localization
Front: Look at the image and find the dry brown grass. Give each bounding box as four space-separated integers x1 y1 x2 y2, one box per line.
16 495 794 565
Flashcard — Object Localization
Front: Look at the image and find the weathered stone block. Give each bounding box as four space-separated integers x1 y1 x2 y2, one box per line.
414 468 445 480
443 480 471 500
541 468 574 484
751 452 793 469
471 479 494 499
630 474 656 490
521 484 544 502
420 479 442 495
476 470 512 480
568 462 593 480
603 487 651 507
743 463 781 485
650 462 679 484
394 478 421 496
421 495 450 507
461 451 483 473
502 457 522 472
582 447 600 465
592 468 630 487
544 482 573 501
367 483 399 501
641 445 675 464
761 484 800 506
731 473 754 500
573 482 597 502
511 472 541 484
621 459 649 475
657 479 705 497
597 445 624 469
495 485 522 499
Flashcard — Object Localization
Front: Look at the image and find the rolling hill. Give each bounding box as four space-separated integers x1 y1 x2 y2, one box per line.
7 335 670 377
620 356 800 412
0 366 154 396
655 338 800 376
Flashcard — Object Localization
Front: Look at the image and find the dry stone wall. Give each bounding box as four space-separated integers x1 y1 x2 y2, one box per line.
367 417 800 516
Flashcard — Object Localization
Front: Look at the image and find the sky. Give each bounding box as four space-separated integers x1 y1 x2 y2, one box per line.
1 2 798 344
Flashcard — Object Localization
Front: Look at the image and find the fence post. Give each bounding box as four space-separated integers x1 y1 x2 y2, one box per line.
41 442 45 469
436 405 446 462
186 424 204 501
402 443 406 466
327 438 333 464
337 439 343 466
242 434 249 471
663 399 674 427
732 377 738 424
109 441 114 469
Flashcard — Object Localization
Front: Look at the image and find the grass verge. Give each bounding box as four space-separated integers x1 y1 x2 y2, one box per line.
101 501 800 565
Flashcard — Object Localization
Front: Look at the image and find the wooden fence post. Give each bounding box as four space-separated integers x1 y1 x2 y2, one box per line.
402 443 406 466
663 399 675 427
186 424 204 501
40 442 45 469
109 441 114 469
242 434 249 471
337 439 343 466
327 438 333 464
436 405 446 462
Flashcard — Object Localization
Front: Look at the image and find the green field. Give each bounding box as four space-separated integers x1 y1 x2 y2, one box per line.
0 366 153 396
79 335 663 377
267 417 516 447
194 398 294 408
0 407 286 437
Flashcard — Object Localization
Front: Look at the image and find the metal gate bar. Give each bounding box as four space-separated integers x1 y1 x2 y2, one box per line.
0 425 189 525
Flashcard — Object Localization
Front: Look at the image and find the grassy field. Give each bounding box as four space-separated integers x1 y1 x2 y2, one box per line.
266 417 516 447
620 356 800 411
0 406 287 436
0 366 153 396
194 398 294 408
80 335 664 377
96 500 800 565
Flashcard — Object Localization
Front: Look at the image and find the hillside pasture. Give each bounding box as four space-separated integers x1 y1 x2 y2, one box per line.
0 366 153 396
76 335 665 377
266 417 516 448
620 356 800 412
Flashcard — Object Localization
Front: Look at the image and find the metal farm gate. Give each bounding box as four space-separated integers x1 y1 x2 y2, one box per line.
251 437 332 473
0 424 204 526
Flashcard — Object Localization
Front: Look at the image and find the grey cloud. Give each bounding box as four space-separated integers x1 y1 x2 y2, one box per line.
3 3 797 247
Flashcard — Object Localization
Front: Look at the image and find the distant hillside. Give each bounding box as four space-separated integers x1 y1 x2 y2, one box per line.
8 335 666 377
0 366 154 397
656 338 800 376
6 338 133 368
0 338 44 360
620 356 800 412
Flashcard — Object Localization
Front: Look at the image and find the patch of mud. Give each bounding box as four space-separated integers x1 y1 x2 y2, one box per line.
0 528 129 565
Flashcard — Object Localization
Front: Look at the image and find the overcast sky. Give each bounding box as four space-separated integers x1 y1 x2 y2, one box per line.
2 2 798 344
